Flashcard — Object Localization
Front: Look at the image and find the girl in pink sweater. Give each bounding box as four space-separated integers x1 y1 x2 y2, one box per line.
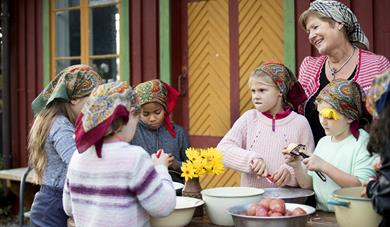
217 63 314 188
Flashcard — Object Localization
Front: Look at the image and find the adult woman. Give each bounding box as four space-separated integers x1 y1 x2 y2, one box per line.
298 0 390 144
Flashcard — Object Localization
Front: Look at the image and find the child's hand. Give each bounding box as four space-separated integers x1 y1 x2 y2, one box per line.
360 181 369 197
271 168 291 187
372 157 382 172
282 147 300 168
151 151 169 167
250 158 268 177
302 154 326 172
167 154 179 170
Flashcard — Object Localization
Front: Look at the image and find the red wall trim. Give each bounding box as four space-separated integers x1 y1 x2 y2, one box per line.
229 0 240 125
190 136 222 148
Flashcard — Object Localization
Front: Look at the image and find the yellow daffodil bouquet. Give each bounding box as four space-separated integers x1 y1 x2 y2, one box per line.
180 147 225 181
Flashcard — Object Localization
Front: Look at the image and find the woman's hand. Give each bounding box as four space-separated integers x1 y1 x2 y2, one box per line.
250 158 268 177
302 154 327 172
271 168 291 187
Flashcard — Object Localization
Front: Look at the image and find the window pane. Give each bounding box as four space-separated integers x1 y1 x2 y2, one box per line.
89 0 118 6
89 5 119 55
56 59 81 74
55 10 81 57
55 0 80 8
91 58 118 82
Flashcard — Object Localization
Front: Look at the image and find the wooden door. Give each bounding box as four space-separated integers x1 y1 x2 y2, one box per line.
178 0 285 188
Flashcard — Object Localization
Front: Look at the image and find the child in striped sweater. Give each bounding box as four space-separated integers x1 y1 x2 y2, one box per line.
217 63 314 188
63 81 176 227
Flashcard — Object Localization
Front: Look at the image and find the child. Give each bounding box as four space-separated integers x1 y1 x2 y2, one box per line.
217 63 314 188
283 79 376 212
63 81 176 226
365 70 390 227
131 79 190 183
28 65 103 227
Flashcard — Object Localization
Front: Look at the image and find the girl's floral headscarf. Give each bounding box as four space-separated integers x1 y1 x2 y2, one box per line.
75 81 140 158
253 63 307 110
316 79 368 140
366 69 390 118
309 0 369 50
135 79 179 138
32 64 103 116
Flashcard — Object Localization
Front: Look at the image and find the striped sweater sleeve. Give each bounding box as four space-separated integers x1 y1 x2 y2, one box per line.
129 151 176 217
63 176 72 216
217 110 262 173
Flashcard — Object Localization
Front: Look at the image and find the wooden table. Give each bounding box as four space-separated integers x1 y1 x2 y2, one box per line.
188 210 338 226
0 167 39 211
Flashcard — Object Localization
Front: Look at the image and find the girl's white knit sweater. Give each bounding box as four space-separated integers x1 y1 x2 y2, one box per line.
217 109 315 188
63 142 176 227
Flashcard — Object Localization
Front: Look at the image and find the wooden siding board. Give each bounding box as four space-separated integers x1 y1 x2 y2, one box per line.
17 0 27 167
130 0 142 85
229 0 240 124
142 0 158 81
25 0 37 166
373 0 390 57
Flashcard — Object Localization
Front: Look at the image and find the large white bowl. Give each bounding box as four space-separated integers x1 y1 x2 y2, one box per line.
150 196 204 227
201 187 264 226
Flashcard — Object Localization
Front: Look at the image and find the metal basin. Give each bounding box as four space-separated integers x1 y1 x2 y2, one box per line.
261 188 314 204
227 203 315 227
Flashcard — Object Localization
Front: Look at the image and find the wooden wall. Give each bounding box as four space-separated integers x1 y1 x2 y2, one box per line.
8 0 43 167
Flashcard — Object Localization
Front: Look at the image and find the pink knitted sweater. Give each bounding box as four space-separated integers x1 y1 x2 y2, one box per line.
217 109 314 188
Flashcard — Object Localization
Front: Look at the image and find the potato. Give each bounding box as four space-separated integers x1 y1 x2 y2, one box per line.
246 204 257 216
258 198 272 209
255 206 269 217
269 198 286 214
286 143 298 152
291 207 307 216
269 212 283 217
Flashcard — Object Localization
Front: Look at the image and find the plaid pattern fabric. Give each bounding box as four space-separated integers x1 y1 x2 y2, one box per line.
31 64 103 116
316 79 365 120
309 0 369 50
366 69 390 118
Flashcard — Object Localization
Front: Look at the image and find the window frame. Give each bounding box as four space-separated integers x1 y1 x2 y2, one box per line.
45 0 129 82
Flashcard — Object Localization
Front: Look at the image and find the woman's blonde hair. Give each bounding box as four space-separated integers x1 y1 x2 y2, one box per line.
299 10 348 40
28 101 77 184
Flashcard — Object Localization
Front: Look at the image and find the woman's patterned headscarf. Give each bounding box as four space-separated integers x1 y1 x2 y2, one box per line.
316 79 367 139
32 64 103 116
135 79 179 138
309 0 369 50
75 81 140 158
253 63 307 110
366 69 390 118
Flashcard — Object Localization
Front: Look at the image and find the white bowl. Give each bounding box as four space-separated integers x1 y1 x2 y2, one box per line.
173 182 184 191
201 187 264 226
150 196 204 227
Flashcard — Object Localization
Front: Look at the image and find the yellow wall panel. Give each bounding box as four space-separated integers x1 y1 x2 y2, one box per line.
187 0 230 137
238 0 284 114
